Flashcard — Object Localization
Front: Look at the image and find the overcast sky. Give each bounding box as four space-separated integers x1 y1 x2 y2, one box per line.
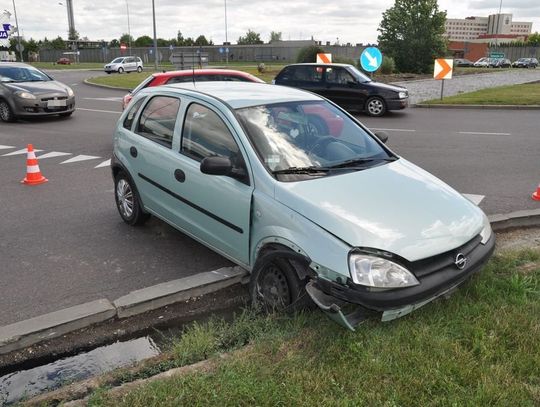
5 0 540 44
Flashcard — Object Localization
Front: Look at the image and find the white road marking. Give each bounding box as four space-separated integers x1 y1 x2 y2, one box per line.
71 83 79 86
76 108 121 115
370 128 416 133
0 145 15 150
459 131 511 136
37 151 72 159
95 159 111 168
463 194 485 205
60 155 101 164
2 148 43 156
83 97 123 102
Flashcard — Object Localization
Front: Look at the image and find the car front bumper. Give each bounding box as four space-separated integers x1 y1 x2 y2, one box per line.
307 233 495 329
386 97 408 111
12 95 76 117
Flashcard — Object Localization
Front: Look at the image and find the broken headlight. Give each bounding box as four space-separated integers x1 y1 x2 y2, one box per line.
349 253 419 288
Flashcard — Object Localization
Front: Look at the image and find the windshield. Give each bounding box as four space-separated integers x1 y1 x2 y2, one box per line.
0 66 51 82
111 58 124 64
236 100 394 181
347 66 372 83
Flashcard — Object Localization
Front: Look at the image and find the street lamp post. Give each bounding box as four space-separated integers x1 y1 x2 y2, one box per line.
495 0 503 50
224 0 228 64
152 0 158 70
11 0 23 62
125 0 131 53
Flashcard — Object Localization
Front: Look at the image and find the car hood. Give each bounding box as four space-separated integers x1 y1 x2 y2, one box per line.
274 159 484 262
5 81 70 96
366 81 406 93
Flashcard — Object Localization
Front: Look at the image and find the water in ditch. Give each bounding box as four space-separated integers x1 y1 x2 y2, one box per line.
0 336 161 405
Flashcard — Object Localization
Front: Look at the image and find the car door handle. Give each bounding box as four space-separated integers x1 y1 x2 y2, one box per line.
130 146 138 158
174 169 186 183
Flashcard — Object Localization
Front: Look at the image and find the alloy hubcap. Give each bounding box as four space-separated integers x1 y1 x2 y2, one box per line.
368 100 383 115
116 179 134 218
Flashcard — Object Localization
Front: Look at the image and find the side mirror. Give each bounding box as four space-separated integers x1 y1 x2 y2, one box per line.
200 156 232 176
374 131 389 144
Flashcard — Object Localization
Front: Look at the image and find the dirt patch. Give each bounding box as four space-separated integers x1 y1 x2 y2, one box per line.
495 227 540 252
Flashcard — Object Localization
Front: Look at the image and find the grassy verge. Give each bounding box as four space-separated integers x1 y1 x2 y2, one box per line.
424 82 540 105
30 62 105 70
85 248 540 406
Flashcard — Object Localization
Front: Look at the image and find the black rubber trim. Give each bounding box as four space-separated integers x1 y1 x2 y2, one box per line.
137 172 243 234
317 233 496 311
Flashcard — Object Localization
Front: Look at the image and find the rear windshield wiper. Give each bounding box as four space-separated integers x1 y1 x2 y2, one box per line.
329 156 398 169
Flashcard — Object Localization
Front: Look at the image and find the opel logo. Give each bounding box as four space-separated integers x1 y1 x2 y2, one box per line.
455 253 467 270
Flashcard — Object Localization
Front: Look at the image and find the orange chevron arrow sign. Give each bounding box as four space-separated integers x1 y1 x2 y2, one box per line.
434 58 453 80
316 53 332 64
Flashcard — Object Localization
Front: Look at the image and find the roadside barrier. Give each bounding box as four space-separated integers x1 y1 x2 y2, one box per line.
21 144 48 186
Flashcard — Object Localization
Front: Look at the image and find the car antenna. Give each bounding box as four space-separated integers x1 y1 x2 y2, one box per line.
192 44 196 86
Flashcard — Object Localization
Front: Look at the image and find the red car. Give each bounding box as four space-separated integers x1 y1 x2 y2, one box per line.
56 58 71 65
122 69 265 109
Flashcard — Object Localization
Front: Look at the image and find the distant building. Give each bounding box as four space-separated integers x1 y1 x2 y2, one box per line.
444 14 532 43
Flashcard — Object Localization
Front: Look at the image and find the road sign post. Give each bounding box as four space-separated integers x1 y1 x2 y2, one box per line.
433 58 454 101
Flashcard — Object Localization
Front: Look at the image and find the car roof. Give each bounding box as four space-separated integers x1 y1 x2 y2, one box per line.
151 68 263 82
0 62 34 68
158 81 322 109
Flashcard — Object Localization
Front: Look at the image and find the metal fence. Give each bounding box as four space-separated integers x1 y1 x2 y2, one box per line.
39 44 366 65
487 45 540 61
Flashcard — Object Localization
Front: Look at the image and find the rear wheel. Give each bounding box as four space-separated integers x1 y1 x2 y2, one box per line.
0 100 15 122
137 66 143 73
365 96 386 117
114 171 149 226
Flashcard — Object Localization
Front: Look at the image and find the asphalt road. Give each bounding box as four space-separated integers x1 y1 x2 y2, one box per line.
0 70 539 325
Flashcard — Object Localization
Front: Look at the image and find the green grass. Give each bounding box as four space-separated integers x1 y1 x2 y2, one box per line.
30 62 105 70
425 82 540 105
85 64 285 89
86 248 540 407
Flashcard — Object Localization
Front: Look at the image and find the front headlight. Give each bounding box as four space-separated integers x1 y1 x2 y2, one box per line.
398 91 408 99
480 214 492 244
16 91 36 100
66 87 74 97
349 253 419 288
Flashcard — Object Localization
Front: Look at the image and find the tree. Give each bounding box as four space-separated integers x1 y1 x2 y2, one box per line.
134 35 153 47
50 36 66 50
237 29 263 45
119 33 134 46
377 0 447 73
269 31 282 43
68 28 79 41
195 35 212 46
109 39 120 48
296 45 325 63
528 32 540 46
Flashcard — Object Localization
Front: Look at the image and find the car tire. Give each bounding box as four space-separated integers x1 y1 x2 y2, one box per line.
0 100 16 122
249 253 309 313
118 67 124 74
137 66 143 73
106 72 111 74
114 171 149 226
365 96 386 117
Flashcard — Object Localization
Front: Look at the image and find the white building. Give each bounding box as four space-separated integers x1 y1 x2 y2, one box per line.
444 14 532 42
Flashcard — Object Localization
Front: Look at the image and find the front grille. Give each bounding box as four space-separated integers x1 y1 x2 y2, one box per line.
41 96 68 102
410 235 482 278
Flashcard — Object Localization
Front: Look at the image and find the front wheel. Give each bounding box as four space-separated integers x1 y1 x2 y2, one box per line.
0 100 15 122
250 254 309 312
118 67 124 74
365 96 387 117
114 171 149 226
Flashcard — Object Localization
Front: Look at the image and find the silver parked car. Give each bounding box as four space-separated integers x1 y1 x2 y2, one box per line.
0 62 75 122
112 82 495 330
104 56 143 74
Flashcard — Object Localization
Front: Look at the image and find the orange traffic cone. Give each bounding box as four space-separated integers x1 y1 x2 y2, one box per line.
21 144 48 185
533 184 540 201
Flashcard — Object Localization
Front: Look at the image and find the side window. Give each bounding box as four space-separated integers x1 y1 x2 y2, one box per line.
276 66 294 82
181 103 240 163
136 96 180 148
292 66 323 83
166 76 192 84
325 68 354 85
224 75 247 82
124 57 133 64
123 97 145 130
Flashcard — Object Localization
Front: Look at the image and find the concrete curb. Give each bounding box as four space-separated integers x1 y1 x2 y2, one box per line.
2 209 540 356
414 104 540 110
83 78 132 91
0 266 247 355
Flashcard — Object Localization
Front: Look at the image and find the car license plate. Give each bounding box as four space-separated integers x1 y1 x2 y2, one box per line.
47 99 66 107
